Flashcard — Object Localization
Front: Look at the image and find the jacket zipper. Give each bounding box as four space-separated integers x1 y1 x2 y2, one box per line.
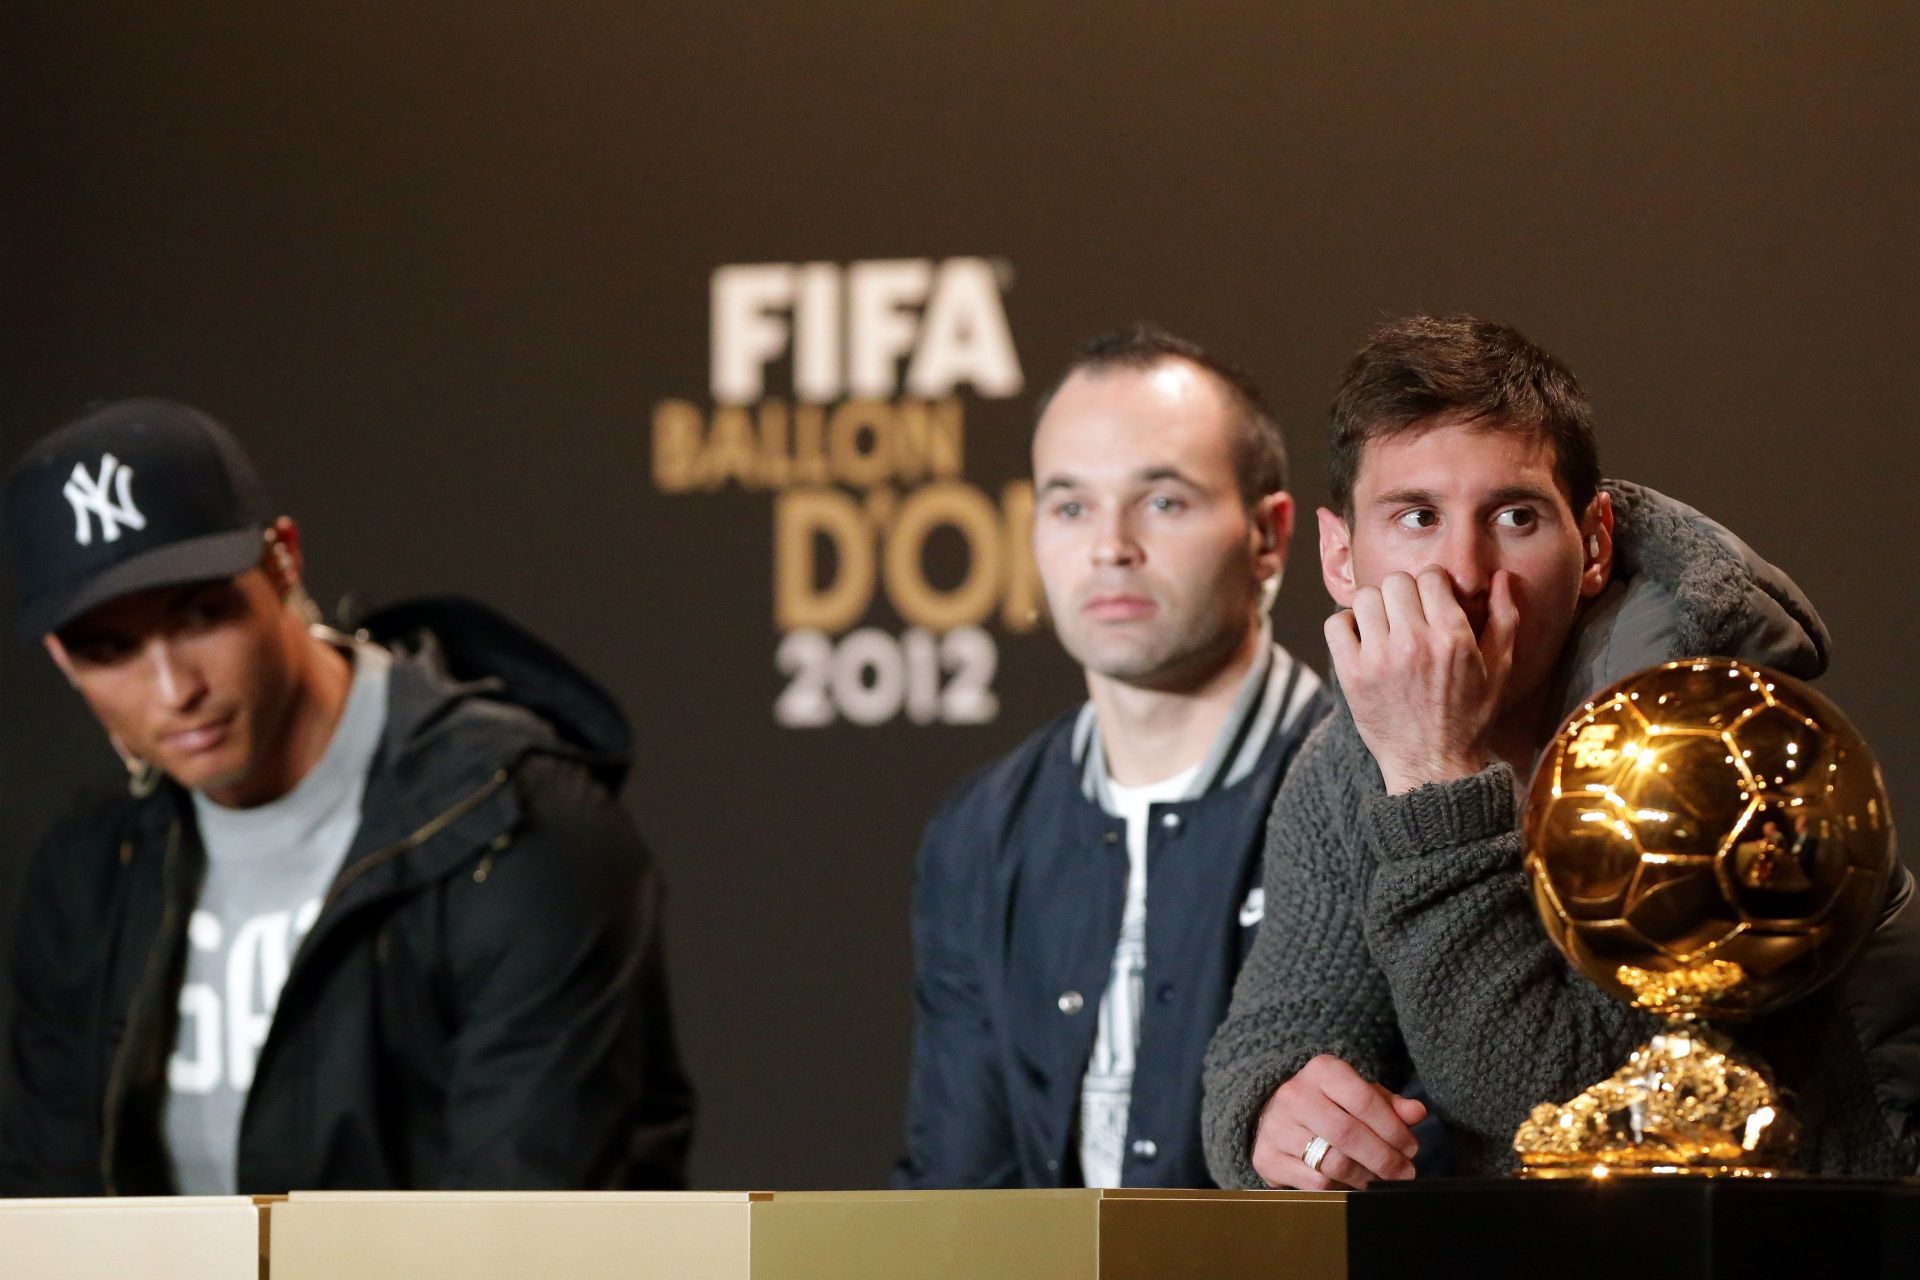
100 766 512 1194
227 766 515 1188
318 767 511 912
100 818 182 1195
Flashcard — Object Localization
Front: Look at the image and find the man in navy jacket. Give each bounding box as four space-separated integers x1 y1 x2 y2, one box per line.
893 326 1330 1188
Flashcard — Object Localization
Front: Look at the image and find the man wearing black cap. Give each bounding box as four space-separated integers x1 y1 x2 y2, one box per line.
0 399 693 1194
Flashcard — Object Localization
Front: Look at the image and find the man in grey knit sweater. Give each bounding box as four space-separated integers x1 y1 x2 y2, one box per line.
1201 315 1918 1188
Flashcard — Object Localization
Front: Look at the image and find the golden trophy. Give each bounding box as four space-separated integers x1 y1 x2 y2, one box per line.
1513 657 1895 1177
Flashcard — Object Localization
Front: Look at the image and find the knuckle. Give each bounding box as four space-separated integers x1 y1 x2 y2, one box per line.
1320 1075 1364 1111
1326 1114 1365 1147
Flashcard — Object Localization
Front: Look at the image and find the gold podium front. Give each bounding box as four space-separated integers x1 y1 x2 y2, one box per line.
269 1188 1346 1280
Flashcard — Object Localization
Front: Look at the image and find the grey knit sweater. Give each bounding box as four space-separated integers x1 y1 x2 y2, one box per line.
1200 482 1910 1183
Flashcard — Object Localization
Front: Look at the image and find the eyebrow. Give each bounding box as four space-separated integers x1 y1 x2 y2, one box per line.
57 582 222 646
56 615 141 649
1484 484 1561 508
168 581 220 607
1038 465 1203 494
1371 484 1560 509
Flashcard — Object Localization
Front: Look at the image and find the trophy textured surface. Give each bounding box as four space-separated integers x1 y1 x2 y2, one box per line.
1515 657 1894 1175
1512 1024 1796 1175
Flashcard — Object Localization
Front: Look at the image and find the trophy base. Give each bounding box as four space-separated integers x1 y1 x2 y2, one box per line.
1512 1018 1796 1179
1516 1161 1785 1180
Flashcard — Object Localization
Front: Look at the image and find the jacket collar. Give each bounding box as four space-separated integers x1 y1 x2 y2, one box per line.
134 636 562 896
1070 625 1323 815
337 647 544 861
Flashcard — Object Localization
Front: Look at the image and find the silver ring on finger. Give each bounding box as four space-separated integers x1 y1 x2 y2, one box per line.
1301 1135 1332 1174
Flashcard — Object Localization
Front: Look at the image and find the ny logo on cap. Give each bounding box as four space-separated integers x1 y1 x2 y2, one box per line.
63 453 147 546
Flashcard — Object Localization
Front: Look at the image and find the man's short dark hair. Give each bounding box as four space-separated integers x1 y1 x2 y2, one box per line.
1328 314 1600 519
1037 324 1289 508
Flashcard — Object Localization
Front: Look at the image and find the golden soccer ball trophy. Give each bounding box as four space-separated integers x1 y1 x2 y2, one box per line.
1513 657 1895 1177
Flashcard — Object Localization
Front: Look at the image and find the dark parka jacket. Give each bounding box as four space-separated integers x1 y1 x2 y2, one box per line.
0 598 693 1194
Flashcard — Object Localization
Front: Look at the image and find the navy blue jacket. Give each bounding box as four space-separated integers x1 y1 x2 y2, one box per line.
895 652 1328 1188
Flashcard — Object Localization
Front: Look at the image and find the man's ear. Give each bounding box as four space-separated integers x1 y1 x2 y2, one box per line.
1579 490 1615 600
43 632 76 684
1252 491 1294 566
1317 507 1356 607
264 516 305 598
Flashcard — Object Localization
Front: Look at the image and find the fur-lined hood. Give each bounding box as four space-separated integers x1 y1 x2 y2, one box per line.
1553 479 1832 723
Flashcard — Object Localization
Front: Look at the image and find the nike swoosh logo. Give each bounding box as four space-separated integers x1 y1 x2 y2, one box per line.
1239 888 1265 928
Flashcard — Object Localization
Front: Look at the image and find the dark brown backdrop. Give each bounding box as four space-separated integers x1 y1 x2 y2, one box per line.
3 3 1916 1189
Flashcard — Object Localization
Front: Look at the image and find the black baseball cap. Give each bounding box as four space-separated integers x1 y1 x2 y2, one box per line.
3 399 275 640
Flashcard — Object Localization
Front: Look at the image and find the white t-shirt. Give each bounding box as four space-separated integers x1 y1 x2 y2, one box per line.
1077 761 1201 1189
162 641 391 1193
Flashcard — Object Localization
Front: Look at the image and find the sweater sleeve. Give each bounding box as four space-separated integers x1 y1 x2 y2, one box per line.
1201 719 1408 1188
1360 763 1652 1170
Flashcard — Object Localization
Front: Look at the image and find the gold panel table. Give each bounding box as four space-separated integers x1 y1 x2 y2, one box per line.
268 1188 1347 1279
0 1196 265 1280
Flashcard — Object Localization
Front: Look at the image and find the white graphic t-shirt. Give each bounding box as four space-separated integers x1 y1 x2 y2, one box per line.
162 641 390 1193
1077 761 1201 1189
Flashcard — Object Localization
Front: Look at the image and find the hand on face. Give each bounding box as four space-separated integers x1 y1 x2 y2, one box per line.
1325 564 1518 795
1250 1054 1425 1190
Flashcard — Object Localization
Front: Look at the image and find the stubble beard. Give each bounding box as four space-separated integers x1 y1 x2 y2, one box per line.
1067 602 1252 694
